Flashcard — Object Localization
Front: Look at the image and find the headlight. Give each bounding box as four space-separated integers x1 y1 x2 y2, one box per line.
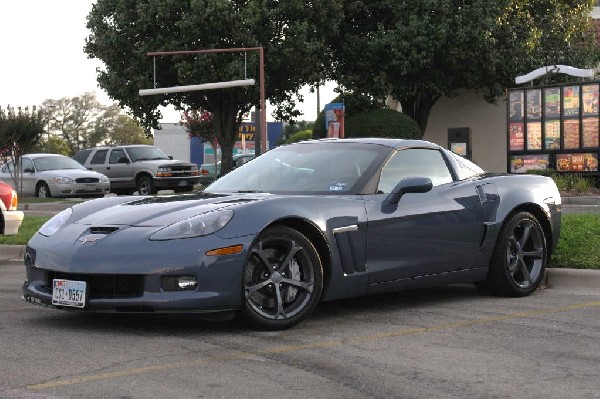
149 210 234 241
101 176 110 183
52 176 74 184
38 208 73 237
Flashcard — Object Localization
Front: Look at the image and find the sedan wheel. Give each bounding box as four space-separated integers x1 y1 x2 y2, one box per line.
241 226 323 330
36 182 51 198
479 211 547 297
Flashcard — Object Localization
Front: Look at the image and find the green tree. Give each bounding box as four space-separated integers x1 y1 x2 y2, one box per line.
0 106 44 195
85 0 342 174
330 0 599 134
285 129 313 144
43 92 121 152
105 114 152 145
32 136 72 156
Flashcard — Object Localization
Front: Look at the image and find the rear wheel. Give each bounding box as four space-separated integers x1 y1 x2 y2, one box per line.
241 226 323 330
477 211 547 297
36 182 51 198
136 176 155 195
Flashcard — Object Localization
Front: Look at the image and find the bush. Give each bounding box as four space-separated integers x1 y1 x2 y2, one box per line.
553 173 594 193
344 108 421 139
285 129 313 144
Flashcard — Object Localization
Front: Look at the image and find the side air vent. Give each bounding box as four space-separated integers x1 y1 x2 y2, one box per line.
90 226 119 234
333 225 366 275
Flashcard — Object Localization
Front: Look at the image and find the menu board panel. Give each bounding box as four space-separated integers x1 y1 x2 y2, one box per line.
544 120 561 149
526 89 542 119
582 84 599 115
526 122 542 150
582 117 599 148
509 91 524 121
563 119 580 149
556 153 598 172
563 86 580 117
509 123 525 151
510 154 550 174
544 87 561 118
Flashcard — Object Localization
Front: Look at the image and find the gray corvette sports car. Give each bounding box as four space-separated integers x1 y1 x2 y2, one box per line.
22 138 561 330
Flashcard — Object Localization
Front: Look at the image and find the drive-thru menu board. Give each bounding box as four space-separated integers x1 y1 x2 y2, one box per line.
507 82 600 174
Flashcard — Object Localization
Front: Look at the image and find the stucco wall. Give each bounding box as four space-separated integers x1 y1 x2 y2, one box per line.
423 90 507 173
153 123 191 162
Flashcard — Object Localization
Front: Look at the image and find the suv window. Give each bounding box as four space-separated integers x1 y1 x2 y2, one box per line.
90 149 108 164
378 149 453 193
73 149 92 165
109 148 128 164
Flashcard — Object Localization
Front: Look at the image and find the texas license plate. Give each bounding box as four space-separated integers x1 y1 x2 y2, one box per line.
178 180 187 186
52 279 87 308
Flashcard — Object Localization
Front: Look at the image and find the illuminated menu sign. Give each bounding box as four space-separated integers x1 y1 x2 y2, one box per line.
507 82 600 174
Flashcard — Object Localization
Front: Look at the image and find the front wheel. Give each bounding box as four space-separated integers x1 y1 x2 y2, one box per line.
136 176 155 195
241 226 323 330
36 182 51 198
478 211 547 297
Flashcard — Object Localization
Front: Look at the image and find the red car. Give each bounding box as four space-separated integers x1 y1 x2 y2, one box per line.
0 180 23 235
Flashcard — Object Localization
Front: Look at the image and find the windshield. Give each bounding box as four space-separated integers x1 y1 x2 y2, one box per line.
126 146 169 162
206 142 385 194
33 156 87 172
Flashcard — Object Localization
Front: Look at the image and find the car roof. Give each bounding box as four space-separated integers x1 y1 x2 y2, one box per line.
297 138 441 150
77 144 153 151
22 153 68 159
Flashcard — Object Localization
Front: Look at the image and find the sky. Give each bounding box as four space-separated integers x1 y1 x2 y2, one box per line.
0 0 337 123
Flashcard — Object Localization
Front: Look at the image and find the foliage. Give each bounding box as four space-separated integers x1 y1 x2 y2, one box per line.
280 120 314 144
42 92 123 153
32 136 72 156
85 0 342 174
329 0 600 134
314 108 421 139
0 105 45 195
180 109 217 145
551 213 600 269
104 114 152 146
285 129 313 144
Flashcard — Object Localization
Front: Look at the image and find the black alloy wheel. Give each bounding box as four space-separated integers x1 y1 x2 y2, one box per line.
241 226 323 330
479 211 547 297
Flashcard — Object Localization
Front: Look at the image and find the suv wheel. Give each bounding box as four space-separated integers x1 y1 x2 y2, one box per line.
137 176 156 195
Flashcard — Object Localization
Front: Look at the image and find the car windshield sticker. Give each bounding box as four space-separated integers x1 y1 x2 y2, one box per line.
329 182 347 191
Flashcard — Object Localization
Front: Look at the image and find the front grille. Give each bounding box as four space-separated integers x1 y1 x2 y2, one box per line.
76 178 100 183
46 271 144 299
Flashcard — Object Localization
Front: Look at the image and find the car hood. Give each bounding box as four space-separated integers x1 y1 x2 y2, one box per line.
42 169 106 179
74 193 264 227
134 160 195 167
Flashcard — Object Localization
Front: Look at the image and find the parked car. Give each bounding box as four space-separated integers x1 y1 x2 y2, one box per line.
0 154 110 198
73 145 201 195
0 180 23 235
199 153 255 185
22 138 561 330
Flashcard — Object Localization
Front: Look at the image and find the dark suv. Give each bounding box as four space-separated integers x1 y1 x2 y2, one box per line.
73 145 200 195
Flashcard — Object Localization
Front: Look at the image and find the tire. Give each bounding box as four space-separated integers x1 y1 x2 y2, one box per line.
478 211 547 297
136 176 155 195
36 182 51 198
240 226 323 330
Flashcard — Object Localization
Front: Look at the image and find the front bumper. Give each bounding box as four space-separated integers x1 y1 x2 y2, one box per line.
2 210 24 235
154 176 202 190
22 227 257 313
50 181 111 197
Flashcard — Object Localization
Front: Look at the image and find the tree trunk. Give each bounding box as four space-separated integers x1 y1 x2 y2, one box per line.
213 104 241 175
401 92 439 137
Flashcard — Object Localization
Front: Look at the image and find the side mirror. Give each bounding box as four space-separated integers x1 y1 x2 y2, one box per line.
168 155 173 160
384 177 433 206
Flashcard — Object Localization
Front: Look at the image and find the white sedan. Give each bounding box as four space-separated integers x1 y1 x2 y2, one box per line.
0 154 111 198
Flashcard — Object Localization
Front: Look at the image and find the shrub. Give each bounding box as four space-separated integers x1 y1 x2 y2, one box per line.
553 173 594 193
285 129 313 144
344 109 421 139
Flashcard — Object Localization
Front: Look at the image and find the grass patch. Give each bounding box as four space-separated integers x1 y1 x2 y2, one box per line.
1 213 598 270
550 213 600 270
20 197 69 204
0 216 50 245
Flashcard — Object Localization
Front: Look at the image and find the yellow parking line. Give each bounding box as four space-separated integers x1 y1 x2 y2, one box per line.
28 299 600 391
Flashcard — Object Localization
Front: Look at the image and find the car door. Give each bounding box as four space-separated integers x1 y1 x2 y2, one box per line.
20 157 37 196
364 148 485 284
87 149 109 176
107 148 134 185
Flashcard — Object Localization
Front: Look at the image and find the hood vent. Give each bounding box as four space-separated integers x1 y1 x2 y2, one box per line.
90 226 119 234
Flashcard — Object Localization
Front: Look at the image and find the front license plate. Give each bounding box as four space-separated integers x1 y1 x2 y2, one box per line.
178 180 187 186
52 279 87 308
85 185 96 191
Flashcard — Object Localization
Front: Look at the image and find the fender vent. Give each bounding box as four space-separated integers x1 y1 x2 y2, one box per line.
90 226 119 234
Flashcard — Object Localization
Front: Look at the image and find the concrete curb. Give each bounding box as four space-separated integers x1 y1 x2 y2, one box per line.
545 268 600 295
0 245 25 262
561 196 600 205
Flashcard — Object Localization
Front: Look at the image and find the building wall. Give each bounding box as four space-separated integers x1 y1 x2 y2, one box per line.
154 123 191 162
423 90 507 173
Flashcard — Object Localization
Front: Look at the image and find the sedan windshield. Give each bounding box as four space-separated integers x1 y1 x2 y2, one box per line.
206 142 386 194
33 156 87 171
126 146 169 162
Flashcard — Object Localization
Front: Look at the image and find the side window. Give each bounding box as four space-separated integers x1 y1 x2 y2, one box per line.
73 149 92 165
22 158 34 172
378 149 453 193
90 150 108 165
109 149 127 164
2 161 13 173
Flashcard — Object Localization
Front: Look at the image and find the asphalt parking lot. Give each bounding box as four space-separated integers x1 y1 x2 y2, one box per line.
1 259 600 399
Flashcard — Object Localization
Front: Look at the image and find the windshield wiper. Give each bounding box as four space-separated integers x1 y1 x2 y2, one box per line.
235 190 263 193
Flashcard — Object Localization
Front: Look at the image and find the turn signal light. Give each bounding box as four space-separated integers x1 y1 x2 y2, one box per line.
206 245 243 256
10 190 18 210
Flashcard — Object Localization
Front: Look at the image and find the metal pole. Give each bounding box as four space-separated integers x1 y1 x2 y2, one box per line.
259 47 267 154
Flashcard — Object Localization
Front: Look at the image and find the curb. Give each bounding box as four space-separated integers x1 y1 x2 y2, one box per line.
545 268 600 295
561 196 600 206
0 245 25 262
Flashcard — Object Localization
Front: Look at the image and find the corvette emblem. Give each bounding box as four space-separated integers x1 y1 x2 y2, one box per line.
78 235 104 244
